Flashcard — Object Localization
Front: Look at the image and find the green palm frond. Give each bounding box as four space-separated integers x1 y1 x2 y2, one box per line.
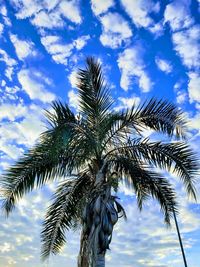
1 131 66 215
45 100 76 127
41 171 92 260
102 99 186 150
77 57 113 125
105 138 198 199
133 98 186 138
110 156 177 224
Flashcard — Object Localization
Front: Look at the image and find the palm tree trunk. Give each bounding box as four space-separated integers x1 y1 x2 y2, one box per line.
173 209 188 267
95 252 105 267
78 225 90 267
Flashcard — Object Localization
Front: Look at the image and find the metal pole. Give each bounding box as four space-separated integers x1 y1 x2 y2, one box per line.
173 209 188 267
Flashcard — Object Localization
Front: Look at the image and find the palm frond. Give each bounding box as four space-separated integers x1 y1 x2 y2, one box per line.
102 99 186 149
41 171 92 260
77 57 113 125
109 156 177 225
45 100 76 128
105 138 199 199
1 133 64 215
132 98 186 138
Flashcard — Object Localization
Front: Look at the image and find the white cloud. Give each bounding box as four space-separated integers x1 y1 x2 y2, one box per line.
74 35 90 50
115 95 141 111
0 142 24 160
155 57 172 74
41 35 73 64
1 80 6 87
3 86 21 102
0 49 17 81
69 70 78 88
11 0 82 29
148 22 164 38
42 0 60 11
41 35 89 65
0 242 14 253
99 12 132 48
164 1 194 32
10 34 37 60
0 104 46 162
120 0 158 28
187 72 200 103
17 69 55 103
172 26 200 69
0 103 27 121
0 4 11 26
176 90 187 104
31 9 64 29
0 4 8 16
117 47 152 92
0 49 17 67
59 0 82 24
120 0 164 37
188 112 200 133
10 0 43 19
68 89 79 110
0 23 3 36
5 67 14 81
91 0 114 16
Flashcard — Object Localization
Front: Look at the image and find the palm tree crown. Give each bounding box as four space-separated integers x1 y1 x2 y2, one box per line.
1 57 198 267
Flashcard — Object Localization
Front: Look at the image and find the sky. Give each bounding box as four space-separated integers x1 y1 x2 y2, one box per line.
0 0 200 266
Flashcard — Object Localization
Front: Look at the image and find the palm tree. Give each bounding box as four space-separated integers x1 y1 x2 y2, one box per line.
0 57 198 267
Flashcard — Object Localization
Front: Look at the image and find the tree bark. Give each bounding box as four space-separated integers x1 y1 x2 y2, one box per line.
78 228 89 267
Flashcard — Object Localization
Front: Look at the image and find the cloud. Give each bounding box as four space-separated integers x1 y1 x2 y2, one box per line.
120 0 160 28
99 12 132 48
59 0 82 24
0 4 11 26
31 9 64 29
117 47 152 92
91 0 114 16
0 242 14 253
172 26 200 69
176 90 187 104
0 103 27 121
115 95 141 111
155 57 172 74
148 22 164 38
11 0 82 29
17 69 56 103
73 35 90 50
0 103 46 163
0 142 24 160
10 34 37 60
0 23 3 36
10 0 43 19
0 49 17 81
187 72 200 103
41 35 89 65
41 35 72 65
188 112 200 134
69 69 78 88
164 1 194 31
68 89 79 110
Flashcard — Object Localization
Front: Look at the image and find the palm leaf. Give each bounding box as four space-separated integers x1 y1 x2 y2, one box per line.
102 99 187 149
105 138 199 199
41 171 92 260
109 155 177 225
77 57 113 126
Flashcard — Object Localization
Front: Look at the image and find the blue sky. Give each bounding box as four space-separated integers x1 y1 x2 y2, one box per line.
0 0 200 266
